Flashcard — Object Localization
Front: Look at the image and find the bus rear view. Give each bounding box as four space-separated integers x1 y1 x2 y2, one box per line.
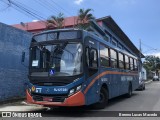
27 30 85 106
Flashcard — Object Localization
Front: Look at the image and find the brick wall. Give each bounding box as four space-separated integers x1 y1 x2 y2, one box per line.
0 22 32 102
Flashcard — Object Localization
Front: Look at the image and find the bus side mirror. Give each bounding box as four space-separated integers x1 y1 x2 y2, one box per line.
21 51 25 62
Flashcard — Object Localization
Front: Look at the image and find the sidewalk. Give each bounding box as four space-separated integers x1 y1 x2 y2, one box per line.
0 100 46 112
145 79 152 84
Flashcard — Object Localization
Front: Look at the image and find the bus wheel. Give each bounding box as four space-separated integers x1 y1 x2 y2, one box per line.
93 87 108 109
126 83 132 98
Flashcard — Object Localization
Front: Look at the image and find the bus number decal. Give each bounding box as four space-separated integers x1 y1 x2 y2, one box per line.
36 88 42 93
101 78 108 82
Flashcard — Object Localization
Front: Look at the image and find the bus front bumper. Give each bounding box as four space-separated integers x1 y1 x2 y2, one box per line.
26 90 85 106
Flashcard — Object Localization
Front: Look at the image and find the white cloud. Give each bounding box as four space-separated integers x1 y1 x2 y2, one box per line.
154 52 160 57
32 20 39 22
144 52 160 58
74 0 84 5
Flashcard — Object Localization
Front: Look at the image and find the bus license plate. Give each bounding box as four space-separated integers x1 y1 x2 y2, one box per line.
43 97 53 102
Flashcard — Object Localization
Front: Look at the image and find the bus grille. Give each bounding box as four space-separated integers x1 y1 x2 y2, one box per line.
32 94 67 102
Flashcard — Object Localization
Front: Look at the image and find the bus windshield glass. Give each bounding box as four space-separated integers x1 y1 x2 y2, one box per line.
33 31 80 42
30 43 83 77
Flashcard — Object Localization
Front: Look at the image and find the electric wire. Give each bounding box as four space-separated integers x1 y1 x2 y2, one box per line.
50 0 73 16
34 0 58 16
1 0 47 25
39 0 61 15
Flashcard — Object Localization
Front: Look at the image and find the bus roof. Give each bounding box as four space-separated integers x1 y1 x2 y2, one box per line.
97 16 145 58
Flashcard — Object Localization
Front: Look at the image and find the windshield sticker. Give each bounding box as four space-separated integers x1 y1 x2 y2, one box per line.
50 69 55 75
32 60 39 67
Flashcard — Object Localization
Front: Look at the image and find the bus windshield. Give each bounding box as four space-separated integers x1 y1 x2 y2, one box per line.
30 43 83 77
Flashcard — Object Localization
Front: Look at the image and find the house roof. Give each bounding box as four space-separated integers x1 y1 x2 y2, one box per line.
97 16 145 58
12 16 78 32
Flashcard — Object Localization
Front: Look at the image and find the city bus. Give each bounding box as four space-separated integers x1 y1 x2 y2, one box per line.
26 29 139 109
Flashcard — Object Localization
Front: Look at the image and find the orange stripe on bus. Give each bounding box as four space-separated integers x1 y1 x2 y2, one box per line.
84 71 138 94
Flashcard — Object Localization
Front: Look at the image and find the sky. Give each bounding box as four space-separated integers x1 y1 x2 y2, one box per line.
0 0 160 56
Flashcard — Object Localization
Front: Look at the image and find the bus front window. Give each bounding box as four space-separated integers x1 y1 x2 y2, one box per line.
30 43 83 76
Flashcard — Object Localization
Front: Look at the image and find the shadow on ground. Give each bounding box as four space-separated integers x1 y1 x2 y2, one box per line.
30 93 139 117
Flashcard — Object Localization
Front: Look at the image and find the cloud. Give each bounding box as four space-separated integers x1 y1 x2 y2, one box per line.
154 52 160 57
74 0 84 5
144 52 160 58
32 20 39 22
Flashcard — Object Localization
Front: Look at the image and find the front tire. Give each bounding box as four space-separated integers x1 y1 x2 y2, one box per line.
93 87 108 109
126 83 132 98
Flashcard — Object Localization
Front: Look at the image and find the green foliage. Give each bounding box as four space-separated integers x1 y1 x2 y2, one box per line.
143 55 160 72
77 8 95 29
46 13 64 29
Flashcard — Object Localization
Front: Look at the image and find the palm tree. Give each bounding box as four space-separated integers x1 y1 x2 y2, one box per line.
77 8 95 29
46 13 64 29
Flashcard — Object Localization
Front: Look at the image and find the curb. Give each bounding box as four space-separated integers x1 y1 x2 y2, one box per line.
0 97 25 106
145 80 152 84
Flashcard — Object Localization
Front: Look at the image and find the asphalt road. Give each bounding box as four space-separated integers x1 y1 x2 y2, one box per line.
1 81 160 120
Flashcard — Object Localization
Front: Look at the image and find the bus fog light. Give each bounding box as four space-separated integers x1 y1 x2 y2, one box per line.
76 85 81 91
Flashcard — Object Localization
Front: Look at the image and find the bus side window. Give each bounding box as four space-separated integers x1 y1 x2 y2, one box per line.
118 53 124 69
130 57 134 71
125 55 130 70
134 59 138 71
100 44 110 67
110 49 118 68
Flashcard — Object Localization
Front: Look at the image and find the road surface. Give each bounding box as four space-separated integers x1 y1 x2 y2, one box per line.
1 81 160 120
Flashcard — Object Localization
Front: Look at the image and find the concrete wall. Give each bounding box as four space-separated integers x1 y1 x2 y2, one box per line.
0 22 32 102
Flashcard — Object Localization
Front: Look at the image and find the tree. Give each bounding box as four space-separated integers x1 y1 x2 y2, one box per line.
46 13 64 29
77 8 95 29
143 55 160 75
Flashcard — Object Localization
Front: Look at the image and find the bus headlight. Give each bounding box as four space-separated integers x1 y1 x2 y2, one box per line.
69 89 75 96
76 85 82 91
68 85 82 96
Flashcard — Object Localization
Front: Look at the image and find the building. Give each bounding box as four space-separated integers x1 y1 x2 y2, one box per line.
12 16 144 58
141 67 147 80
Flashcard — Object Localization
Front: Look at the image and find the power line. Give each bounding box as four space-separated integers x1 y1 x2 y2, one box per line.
50 0 73 16
39 0 61 15
141 42 160 53
0 1 11 12
11 0 46 20
14 0 48 18
1 0 47 25
34 0 58 16
141 42 157 50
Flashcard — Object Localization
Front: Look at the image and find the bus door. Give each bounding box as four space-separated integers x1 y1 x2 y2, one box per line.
84 37 100 105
